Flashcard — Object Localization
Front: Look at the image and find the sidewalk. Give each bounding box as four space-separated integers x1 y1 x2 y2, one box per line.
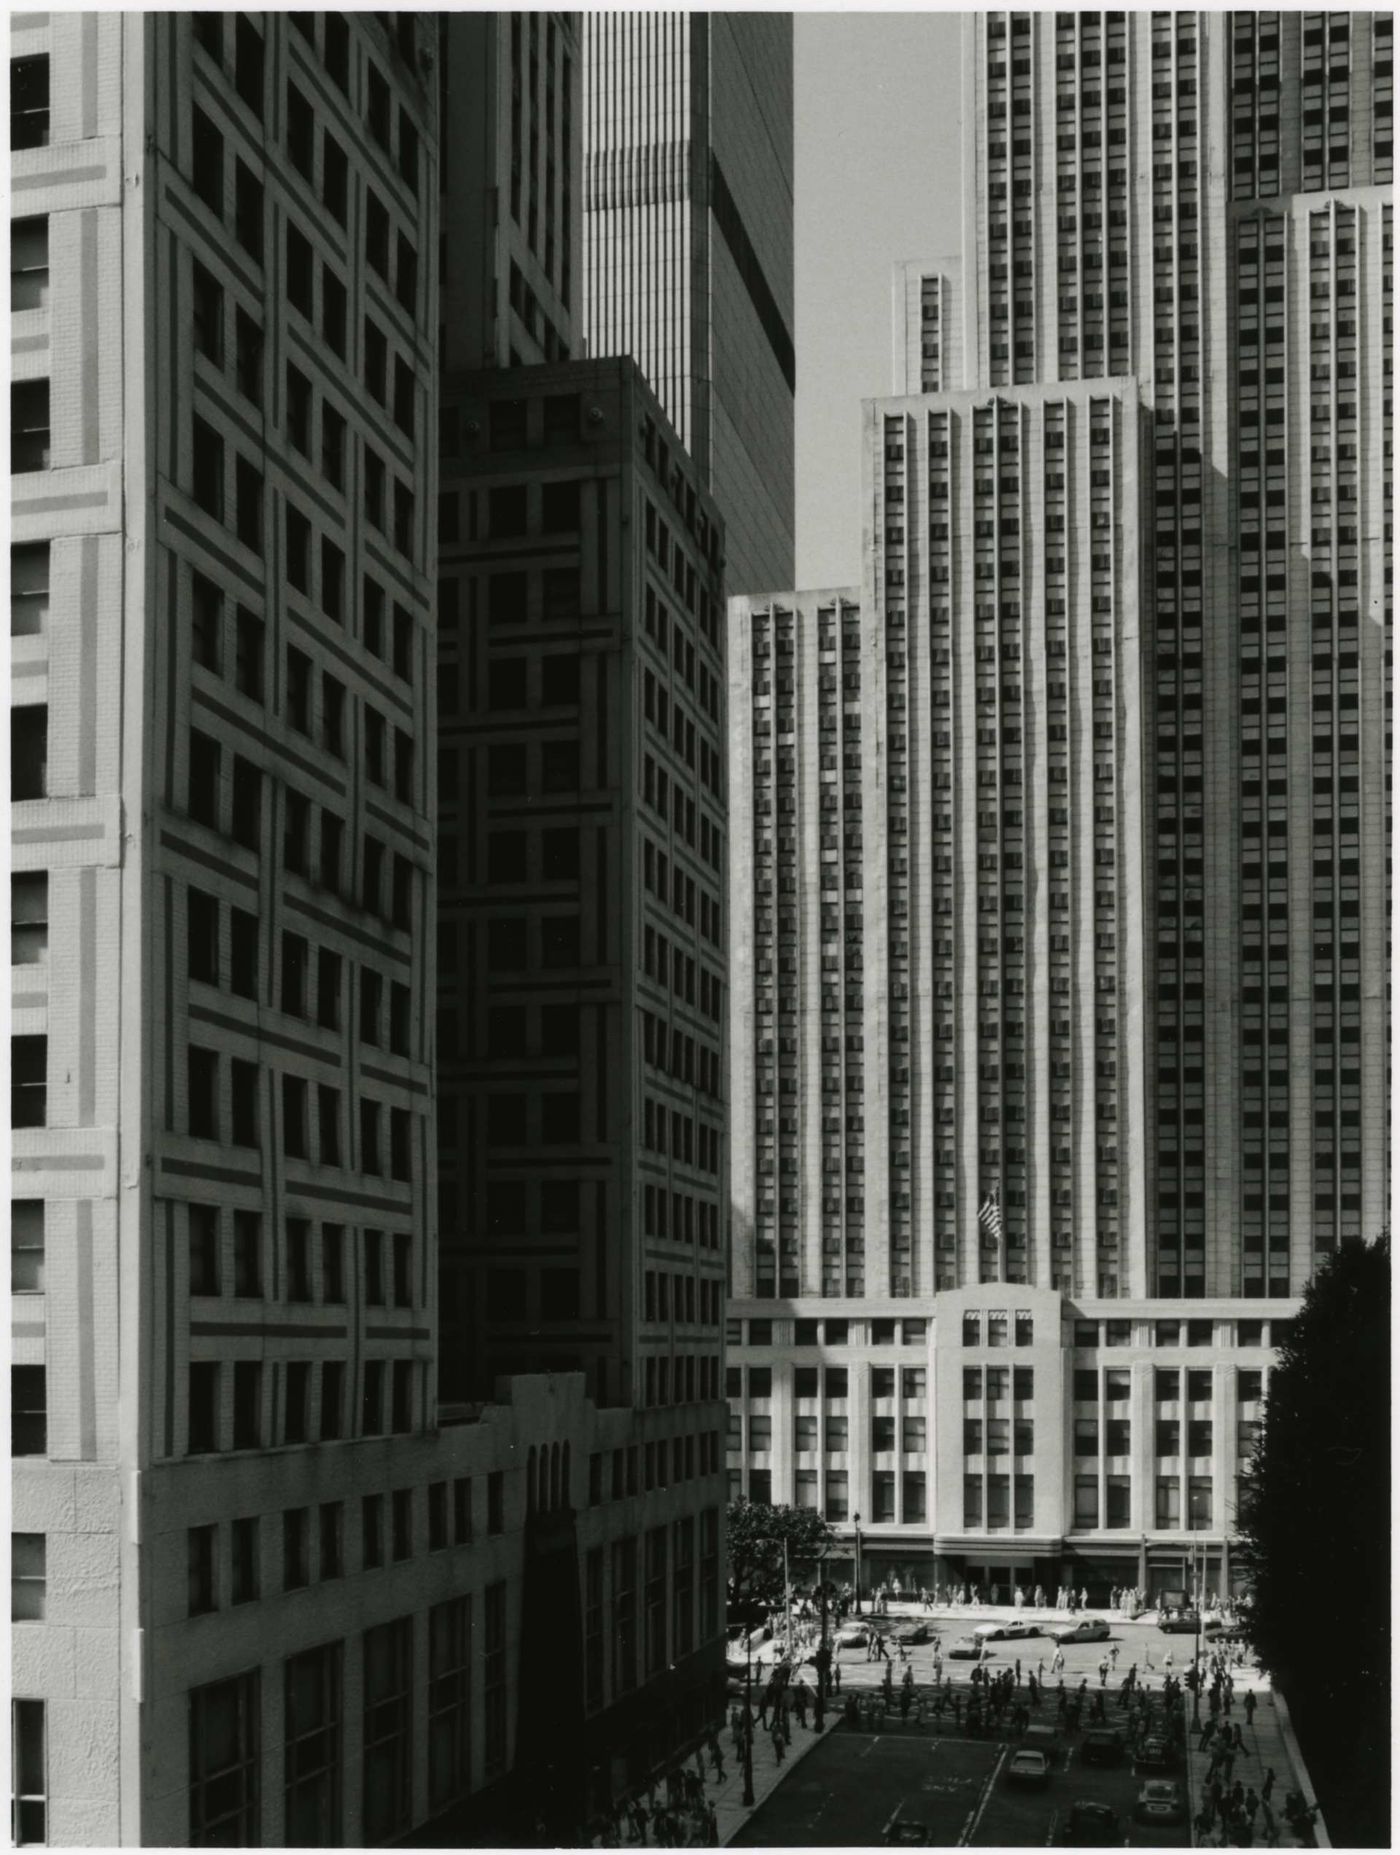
1182 1687 1329 1848
703 1708 841 1846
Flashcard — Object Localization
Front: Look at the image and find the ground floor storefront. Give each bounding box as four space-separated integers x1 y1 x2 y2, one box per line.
818 1537 1248 1607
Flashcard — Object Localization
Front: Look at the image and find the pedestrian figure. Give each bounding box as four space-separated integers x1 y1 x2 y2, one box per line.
1244 1690 1256 1726
708 1731 724 1782
770 1720 786 1764
1261 1768 1275 1803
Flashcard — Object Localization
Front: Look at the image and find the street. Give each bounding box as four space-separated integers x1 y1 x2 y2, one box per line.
725 1610 1252 1848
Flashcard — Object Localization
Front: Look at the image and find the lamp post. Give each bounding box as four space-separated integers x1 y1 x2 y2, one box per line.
812 1542 832 1732
740 1570 756 1808
750 1534 793 1659
852 1512 864 1615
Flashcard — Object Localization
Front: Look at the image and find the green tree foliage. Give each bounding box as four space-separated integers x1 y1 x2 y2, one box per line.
727 1499 834 1618
1233 1236 1390 1847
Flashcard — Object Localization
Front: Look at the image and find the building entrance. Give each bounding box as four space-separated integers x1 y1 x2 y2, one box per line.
963 1562 1035 1601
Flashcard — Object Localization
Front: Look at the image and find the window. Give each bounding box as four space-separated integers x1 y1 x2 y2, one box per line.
192 416 223 517
362 1494 384 1569
189 1204 220 1296
320 1360 344 1441
1155 1476 1181 1528
233 1362 261 1449
287 223 313 316
283 1076 309 1160
286 83 313 177
11 1367 45 1457
362 1359 385 1436
11 875 47 965
10 217 48 312
283 1507 310 1589
188 1362 219 1453
236 458 263 551
10 707 46 802
190 1673 259 1845
188 1524 218 1616
11 381 50 473
233 1211 261 1296
235 608 263 699
484 1581 509 1773
11 54 50 150
487 1470 505 1533
190 105 223 214
11 543 50 635
284 1362 310 1444
284 1644 342 1845
231 1517 259 1604
192 261 223 364
10 1201 43 1295
363 1619 413 1842
319 1502 343 1579
323 133 348 223
322 269 347 358
234 162 263 262
11 1534 44 1621
429 1597 471 1811
234 16 264 114
11 1036 47 1128
1074 1475 1099 1526
230 1058 259 1146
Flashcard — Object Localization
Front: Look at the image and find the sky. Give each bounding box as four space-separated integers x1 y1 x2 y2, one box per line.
793 12 964 590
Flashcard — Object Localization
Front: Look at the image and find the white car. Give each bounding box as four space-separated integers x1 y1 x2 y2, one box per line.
1049 1619 1111 1645
836 1622 870 1648
975 1620 1042 1642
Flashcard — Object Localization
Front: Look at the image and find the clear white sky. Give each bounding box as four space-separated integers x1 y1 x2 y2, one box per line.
794 12 964 589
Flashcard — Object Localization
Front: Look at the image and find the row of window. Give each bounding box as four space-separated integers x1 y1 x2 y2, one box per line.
183 1355 422 1456
183 1044 414 1181
186 1205 413 1308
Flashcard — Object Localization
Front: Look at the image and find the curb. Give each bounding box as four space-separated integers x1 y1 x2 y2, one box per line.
718 1712 842 1847
1269 1687 1330 1851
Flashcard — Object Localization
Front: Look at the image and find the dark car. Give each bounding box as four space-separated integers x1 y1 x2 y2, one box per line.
1081 1727 1126 1767
1134 1736 1177 1774
1064 1801 1122 1846
1157 1613 1203 1634
882 1818 931 1845
1135 1779 1187 1827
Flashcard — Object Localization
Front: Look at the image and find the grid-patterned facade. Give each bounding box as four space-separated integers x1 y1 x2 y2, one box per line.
724 9 1389 1600
435 360 730 1424
582 11 795 598
438 11 581 372
9 14 722 1844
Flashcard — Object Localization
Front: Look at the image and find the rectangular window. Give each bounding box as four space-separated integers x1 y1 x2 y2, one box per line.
11 543 50 635
9 216 47 314
192 415 223 517
362 1494 384 1570
429 1596 471 1812
320 1361 344 1442
284 1362 310 1444
284 1643 341 1845
233 1361 261 1449
11 1035 47 1129
231 1516 259 1604
9 705 45 807
188 1523 218 1616
10 1201 44 1294
363 1619 413 1841
11 1698 46 1846
1074 1475 1099 1526
487 1470 504 1534
484 1582 509 1776
189 1674 258 1846
189 1204 220 1295
1106 1475 1131 1528
1155 1476 1181 1528
233 1210 261 1295
10 54 50 150
1188 1476 1213 1529
188 1361 219 1453
282 1507 309 1590
11 1533 44 1622
191 104 223 212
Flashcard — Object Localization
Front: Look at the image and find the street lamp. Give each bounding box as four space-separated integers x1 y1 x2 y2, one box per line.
811 1541 833 1732
852 1512 864 1615
1190 1537 1203 1726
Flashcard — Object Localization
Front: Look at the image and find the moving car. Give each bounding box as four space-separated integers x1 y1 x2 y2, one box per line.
1005 1749 1053 1789
1135 1779 1187 1827
891 1620 933 1645
974 1619 1041 1641
882 1819 931 1846
836 1623 870 1648
1157 1613 1203 1634
948 1635 985 1659
1023 1724 1061 1757
1063 1801 1121 1846
1133 1736 1177 1774
1048 1618 1111 1645
1080 1727 1125 1767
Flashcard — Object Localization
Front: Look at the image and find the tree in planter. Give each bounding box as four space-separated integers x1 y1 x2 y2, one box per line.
1232 1235 1389 1849
726 1499 834 1626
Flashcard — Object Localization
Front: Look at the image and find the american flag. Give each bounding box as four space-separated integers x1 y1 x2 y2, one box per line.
978 1184 1003 1240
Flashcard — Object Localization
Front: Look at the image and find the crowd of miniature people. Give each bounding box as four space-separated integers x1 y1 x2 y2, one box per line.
577 1584 1285 1848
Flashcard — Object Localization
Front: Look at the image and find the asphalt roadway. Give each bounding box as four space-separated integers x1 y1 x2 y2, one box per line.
728 1612 1239 1846
727 1721 1192 1848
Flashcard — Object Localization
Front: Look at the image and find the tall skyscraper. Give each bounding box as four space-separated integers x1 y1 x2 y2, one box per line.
582 12 796 597
9 12 722 1842
725 10 1390 1606
438 11 581 371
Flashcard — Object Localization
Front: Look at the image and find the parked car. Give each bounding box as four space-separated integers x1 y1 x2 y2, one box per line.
1005 1749 1052 1789
1063 1801 1122 1846
975 1619 1041 1641
1134 1736 1177 1774
1135 1779 1187 1827
892 1620 933 1646
948 1635 985 1659
1048 1618 1111 1645
1080 1727 1125 1767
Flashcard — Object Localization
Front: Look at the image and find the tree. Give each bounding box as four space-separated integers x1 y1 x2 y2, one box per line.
1233 1235 1390 1848
727 1499 834 1621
